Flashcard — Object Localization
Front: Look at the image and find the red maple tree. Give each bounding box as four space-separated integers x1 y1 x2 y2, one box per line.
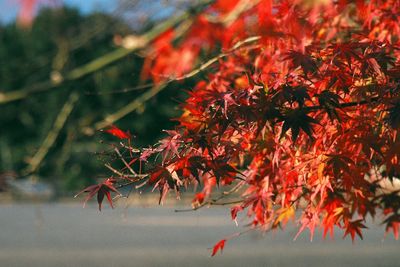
76 0 400 254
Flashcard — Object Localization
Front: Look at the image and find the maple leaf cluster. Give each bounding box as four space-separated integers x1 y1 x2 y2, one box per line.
78 0 400 252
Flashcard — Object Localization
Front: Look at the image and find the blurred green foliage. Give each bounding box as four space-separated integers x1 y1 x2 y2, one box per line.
0 7 187 192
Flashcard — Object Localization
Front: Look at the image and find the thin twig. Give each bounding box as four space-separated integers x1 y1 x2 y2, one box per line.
104 163 125 177
119 142 141 153
114 175 149 190
105 163 147 179
174 199 244 212
114 147 137 176
175 187 245 213
223 180 246 195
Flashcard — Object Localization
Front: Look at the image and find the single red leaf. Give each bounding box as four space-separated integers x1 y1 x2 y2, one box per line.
283 50 318 76
211 239 226 256
343 220 367 242
75 184 101 208
104 125 131 139
231 205 243 222
75 178 121 211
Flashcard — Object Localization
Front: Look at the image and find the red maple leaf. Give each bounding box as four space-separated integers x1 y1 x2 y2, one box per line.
211 239 226 256
75 178 121 211
283 50 318 76
343 220 367 242
104 125 131 139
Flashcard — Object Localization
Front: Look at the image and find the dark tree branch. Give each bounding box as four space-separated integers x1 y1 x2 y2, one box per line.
304 96 380 112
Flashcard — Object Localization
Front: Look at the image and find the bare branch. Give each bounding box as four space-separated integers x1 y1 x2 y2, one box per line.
94 84 167 130
304 96 381 112
23 92 79 175
174 198 243 212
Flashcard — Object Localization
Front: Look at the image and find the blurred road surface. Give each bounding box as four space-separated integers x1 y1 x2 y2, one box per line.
0 202 399 267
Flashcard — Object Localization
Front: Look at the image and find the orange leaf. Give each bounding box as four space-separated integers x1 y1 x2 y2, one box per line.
273 206 295 227
317 162 325 182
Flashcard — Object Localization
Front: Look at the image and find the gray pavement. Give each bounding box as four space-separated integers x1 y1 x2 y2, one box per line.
0 202 399 267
